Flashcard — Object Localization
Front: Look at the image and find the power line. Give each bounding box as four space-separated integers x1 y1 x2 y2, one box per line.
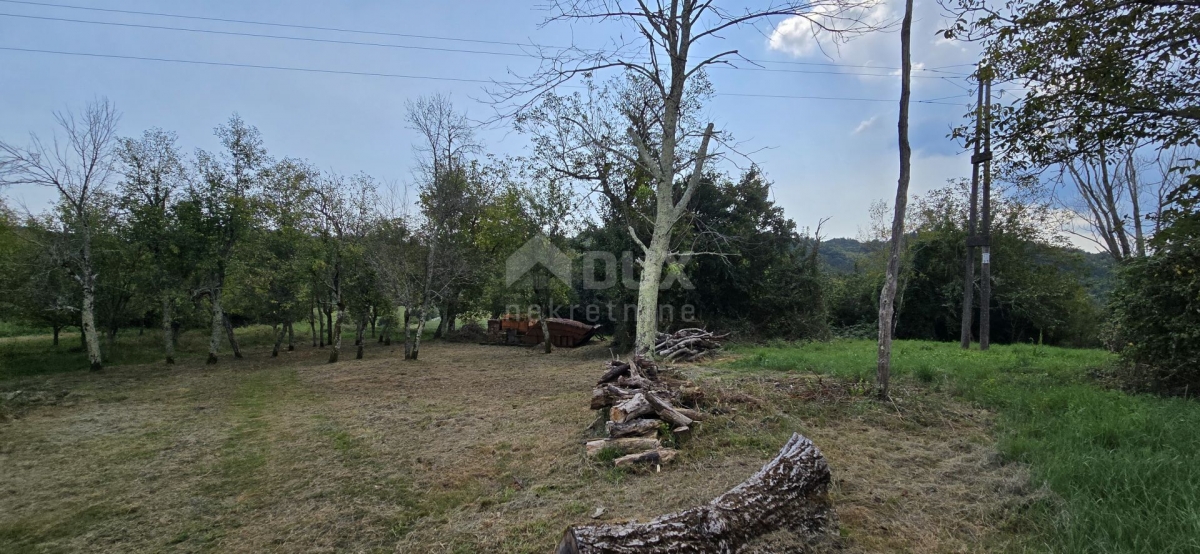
0 12 961 80
0 0 972 77
0 46 969 105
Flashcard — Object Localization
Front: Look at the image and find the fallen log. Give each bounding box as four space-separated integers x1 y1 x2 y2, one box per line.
598 361 631 385
586 437 661 457
610 393 651 424
590 384 637 410
613 447 677 469
606 419 661 439
645 392 693 428
675 407 705 422
556 433 833 553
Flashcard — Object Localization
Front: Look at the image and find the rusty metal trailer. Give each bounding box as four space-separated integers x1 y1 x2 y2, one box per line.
485 316 601 348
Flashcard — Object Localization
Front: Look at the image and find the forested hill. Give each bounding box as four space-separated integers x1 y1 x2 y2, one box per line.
818 237 1116 297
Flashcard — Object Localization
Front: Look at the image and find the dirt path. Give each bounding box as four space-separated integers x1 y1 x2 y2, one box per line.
0 340 1034 553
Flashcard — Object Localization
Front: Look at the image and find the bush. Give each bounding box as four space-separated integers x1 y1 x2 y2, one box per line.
1108 238 1200 393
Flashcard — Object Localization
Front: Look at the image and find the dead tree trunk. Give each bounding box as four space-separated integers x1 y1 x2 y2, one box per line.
556 433 833 553
876 0 915 399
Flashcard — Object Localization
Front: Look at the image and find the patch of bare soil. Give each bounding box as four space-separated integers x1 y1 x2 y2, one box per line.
0 340 1036 553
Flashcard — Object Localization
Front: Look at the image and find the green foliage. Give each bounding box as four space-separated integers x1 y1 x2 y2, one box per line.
828 183 1104 346
728 339 1200 553
666 167 829 340
1108 238 1200 393
946 0 1200 166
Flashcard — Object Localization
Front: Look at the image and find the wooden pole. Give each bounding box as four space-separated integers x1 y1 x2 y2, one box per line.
960 73 985 349
979 78 993 351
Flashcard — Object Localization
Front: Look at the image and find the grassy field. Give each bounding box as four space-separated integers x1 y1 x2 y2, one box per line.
728 340 1200 553
1 332 1195 552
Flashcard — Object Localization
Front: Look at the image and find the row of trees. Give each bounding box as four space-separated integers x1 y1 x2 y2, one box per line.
0 95 542 369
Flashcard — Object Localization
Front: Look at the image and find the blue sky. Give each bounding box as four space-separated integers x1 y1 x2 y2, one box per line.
0 0 984 239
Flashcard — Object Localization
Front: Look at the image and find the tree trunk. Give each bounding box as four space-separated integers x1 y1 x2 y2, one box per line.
287 321 295 351
223 314 242 359
434 303 447 339
402 305 414 359
52 325 61 347
325 302 334 346
161 293 175 364
329 300 345 363
541 315 552 354
876 0 914 400
355 312 367 359
556 433 833 553
634 235 668 356
272 323 284 357
411 307 427 361
80 271 102 371
318 301 325 347
370 307 377 338
207 290 223 364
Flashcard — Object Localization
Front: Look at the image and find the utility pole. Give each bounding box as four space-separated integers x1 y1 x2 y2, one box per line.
960 74 984 349
960 70 993 350
979 78 993 350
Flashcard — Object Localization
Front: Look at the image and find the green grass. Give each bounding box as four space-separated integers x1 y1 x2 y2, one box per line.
726 339 1200 553
0 325 281 380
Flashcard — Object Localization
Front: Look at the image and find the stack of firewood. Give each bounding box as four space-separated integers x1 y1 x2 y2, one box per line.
586 356 704 469
654 328 729 363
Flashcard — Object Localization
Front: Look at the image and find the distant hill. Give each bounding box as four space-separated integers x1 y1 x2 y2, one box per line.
818 237 881 274
816 236 1116 298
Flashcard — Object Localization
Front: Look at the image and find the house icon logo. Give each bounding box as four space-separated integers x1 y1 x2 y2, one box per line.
505 234 573 287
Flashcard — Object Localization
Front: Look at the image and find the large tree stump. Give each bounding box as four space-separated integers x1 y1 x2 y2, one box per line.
556 433 834 553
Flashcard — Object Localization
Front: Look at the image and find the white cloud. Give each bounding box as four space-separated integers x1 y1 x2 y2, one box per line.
853 116 879 134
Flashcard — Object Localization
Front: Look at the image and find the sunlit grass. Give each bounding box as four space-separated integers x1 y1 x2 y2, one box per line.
726 339 1200 553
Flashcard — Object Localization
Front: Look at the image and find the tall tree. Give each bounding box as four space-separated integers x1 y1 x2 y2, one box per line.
405 93 483 360
0 99 120 371
877 0 915 398
116 128 186 363
500 0 878 355
183 114 269 364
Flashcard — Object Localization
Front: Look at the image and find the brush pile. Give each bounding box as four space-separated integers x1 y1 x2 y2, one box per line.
654 328 729 362
586 355 705 469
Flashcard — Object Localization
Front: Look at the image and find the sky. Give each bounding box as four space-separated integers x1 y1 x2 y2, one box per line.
0 0 988 240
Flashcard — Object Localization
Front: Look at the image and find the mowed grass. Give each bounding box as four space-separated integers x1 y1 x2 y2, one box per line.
726 339 1200 553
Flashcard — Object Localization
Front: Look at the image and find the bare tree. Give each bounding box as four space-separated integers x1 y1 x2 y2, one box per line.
496 0 880 355
876 0 915 399
0 99 120 371
1052 143 1192 261
405 93 484 360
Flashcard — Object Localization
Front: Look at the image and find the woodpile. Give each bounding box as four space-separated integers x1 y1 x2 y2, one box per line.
586 355 705 469
654 328 729 363
558 433 835 553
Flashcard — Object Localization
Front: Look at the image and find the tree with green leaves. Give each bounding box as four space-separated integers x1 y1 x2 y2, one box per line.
116 128 186 363
181 114 269 364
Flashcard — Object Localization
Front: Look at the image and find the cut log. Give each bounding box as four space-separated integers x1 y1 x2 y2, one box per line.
556 433 833 553
616 374 657 390
610 393 652 424
675 407 705 422
612 448 677 469
590 384 636 410
586 437 661 458
606 419 662 439
645 392 693 428
597 361 631 384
